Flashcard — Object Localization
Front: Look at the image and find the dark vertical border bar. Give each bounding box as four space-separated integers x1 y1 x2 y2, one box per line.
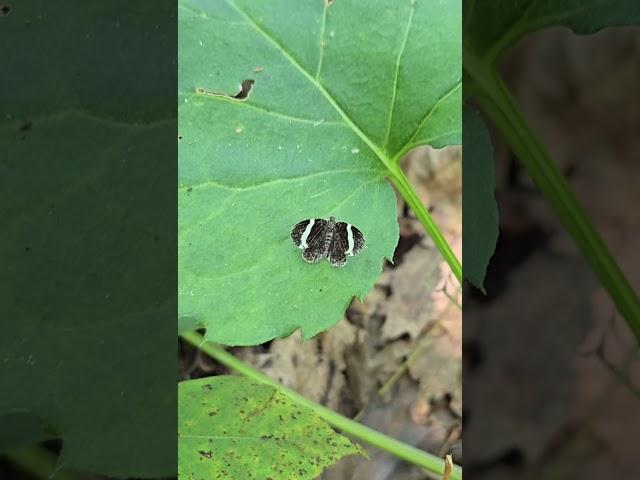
0 1 177 478
464 1 640 478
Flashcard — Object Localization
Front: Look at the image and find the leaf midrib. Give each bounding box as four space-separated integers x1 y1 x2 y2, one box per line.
180 91 347 127
178 175 383 241
383 2 416 149
178 167 381 192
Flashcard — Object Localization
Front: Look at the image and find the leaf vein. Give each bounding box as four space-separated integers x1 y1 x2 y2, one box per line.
179 194 237 238
179 168 380 193
315 1 329 79
400 128 462 155
329 177 384 213
394 80 461 161
179 2 247 25
383 1 416 149
182 91 346 127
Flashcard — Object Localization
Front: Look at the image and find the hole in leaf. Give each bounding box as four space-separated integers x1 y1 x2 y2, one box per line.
233 79 254 99
325 0 334 6
196 79 255 101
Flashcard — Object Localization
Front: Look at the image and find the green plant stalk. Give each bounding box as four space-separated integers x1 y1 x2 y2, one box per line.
4 447 77 480
379 345 426 401
389 166 462 283
464 51 640 342
181 331 462 480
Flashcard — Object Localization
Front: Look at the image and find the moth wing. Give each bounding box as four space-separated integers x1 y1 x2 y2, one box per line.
291 219 310 248
303 246 325 263
301 219 328 263
304 219 327 249
336 222 365 257
349 224 366 256
291 218 328 247
327 222 348 267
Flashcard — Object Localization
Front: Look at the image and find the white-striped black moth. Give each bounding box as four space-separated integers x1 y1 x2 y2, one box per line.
291 216 365 267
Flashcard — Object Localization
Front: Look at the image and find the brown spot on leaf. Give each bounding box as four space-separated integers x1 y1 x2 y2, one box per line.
1 5 11 15
198 450 213 459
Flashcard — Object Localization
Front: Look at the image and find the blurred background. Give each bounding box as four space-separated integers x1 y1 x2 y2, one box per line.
464 26 640 479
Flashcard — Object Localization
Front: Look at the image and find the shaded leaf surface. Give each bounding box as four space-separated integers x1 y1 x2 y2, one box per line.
178 0 461 345
178 376 363 479
0 2 176 477
462 108 498 292
1 115 176 478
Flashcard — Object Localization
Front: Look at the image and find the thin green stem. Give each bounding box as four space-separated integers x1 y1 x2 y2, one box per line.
389 167 462 283
378 336 430 398
464 51 640 342
181 331 462 480
376 314 458 400
353 330 432 423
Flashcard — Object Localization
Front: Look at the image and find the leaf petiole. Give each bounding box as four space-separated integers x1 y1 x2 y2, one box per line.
388 165 462 283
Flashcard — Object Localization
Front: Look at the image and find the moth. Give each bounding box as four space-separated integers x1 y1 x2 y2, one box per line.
291 216 365 267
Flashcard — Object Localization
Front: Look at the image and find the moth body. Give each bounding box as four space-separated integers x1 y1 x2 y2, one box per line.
291 216 365 267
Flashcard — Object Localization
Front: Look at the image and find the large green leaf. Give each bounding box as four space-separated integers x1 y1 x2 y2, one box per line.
464 0 640 62
0 1 176 477
178 0 461 345
179 376 363 479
